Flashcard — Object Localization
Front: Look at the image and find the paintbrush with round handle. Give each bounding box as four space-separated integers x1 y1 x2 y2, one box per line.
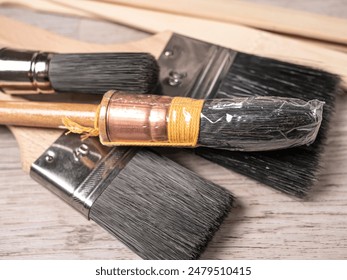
0 90 324 152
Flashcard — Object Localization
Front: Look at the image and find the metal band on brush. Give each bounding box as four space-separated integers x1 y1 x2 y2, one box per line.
62 90 205 147
30 133 137 218
157 33 237 99
0 48 54 94
97 91 205 147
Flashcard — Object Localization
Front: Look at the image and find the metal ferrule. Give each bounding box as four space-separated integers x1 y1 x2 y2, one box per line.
30 133 137 218
99 91 173 144
157 33 236 99
0 48 55 94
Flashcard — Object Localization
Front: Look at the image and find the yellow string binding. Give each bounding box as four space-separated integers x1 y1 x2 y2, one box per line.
100 96 205 147
167 97 204 147
63 97 205 147
63 105 100 141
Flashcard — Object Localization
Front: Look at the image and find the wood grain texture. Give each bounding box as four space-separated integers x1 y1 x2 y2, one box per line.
0 2 347 260
0 101 97 128
48 0 347 85
102 0 347 53
5 0 347 80
5 0 347 54
103 0 347 45
0 0 89 17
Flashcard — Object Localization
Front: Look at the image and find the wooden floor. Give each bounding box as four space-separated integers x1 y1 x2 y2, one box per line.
0 1 347 259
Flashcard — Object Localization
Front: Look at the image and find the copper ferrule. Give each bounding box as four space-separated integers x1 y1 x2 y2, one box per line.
99 91 173 144
0 48 55 94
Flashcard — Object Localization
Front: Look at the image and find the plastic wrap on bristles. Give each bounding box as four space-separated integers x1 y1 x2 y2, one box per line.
99 92 323 151
195 52 341 197
198 97 324 151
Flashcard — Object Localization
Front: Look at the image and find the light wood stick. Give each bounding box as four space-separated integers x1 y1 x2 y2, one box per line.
284 35 347 53
50 0 347 84
102 0 347 45
0 0 89 17
0 101 97 128
2 0 347 53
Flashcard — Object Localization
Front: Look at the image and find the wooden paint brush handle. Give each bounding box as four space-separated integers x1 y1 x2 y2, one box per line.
0 100 97 128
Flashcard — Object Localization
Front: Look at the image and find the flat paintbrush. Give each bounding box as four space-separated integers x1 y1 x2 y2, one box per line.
29 133 235 259
0 48 158 94
154 34 341 198
0 91 324 152
193 54 341 198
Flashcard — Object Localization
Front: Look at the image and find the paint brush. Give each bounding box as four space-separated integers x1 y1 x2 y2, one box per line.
0 91 324 152
0 48 158 94
192 53 341 198
30 133 234 259
154 34 341 198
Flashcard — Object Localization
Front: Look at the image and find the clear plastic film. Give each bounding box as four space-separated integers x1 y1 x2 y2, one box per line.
98 91 324 152
199 96 324 151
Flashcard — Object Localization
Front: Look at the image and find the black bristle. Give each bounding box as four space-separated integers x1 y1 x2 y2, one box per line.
198 97 323 151
49 53 159 94
90 149 234 259
196 53 341 197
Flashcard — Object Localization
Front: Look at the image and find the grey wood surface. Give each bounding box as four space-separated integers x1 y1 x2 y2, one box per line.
0 1 347 259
